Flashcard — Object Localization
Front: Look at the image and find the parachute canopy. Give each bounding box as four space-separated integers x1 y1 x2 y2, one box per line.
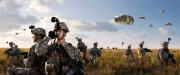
23 29 26 31
114 15 134 25
165 22 172 27
15 33 19 35
139 16 146 20
160 9 165 14
29 25 35 29
149 24 153 27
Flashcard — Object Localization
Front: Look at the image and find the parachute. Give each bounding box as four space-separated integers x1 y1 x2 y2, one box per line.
29 25 35 29
23 29 26 31
139 16 146 20
114 15 134 25
149 24 153 27
165 22 172 27
160 9 165 14
159 9 165 17
15 33 19 35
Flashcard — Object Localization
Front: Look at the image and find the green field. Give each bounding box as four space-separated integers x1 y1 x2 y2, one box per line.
0 48 180 75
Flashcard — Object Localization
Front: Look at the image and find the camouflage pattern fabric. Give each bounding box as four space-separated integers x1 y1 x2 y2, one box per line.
7 36 50 75
46 39 82 75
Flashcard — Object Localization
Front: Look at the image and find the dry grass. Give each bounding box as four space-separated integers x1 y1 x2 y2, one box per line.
0 48 180 75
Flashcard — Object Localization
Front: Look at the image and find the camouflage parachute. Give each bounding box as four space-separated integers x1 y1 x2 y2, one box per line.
139 16 146 20
114 15 134 25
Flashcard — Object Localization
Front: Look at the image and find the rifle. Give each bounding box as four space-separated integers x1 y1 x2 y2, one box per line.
168 53 176 64
19 52 28 59
58 44 84 75
143 48 153 52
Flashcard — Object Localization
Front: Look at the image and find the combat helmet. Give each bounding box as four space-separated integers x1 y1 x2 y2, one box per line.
54 22 69 32
31 28 46 37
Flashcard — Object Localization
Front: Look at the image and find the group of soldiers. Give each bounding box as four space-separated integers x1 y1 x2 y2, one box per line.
3 17 176 75
5 17 102 75
124 40 176 65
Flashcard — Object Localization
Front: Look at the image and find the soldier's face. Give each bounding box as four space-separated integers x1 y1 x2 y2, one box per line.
56 30 65 40
32 34 42 42
32 34 38 42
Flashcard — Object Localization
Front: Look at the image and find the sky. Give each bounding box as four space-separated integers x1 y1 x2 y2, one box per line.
0 0 179 49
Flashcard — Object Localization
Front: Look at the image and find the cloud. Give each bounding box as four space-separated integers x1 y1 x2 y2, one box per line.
0 0 65 33
0 0 39 32
18 0 64 16
158 27 168 36
74 21 120 32
158 27 176 37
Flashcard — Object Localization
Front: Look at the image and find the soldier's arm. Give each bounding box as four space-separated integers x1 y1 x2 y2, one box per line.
4 49 9 54
35 37 50 56
25 48 36 68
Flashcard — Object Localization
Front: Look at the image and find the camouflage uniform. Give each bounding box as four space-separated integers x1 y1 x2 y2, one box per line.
76 38 89 64
77 39 87 53
90 42 101 64
137 41 145 59
5 47 20 56
157 48 170 65
5 42 21 66
125 45 134 62
157 41 175 65
45 21 84 75
46 39 81 75
7 28 50 75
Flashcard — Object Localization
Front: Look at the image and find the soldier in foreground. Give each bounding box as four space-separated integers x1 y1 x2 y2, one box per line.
76 37 89 64
157 41 176 65
124 45 134 63
45 18 84 75
90 42 101 65
7 27 50 75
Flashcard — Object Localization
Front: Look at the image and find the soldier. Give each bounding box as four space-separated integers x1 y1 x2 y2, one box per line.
137 41 152 57
90 42 101 64
4 42 21 66
7 27 50 75
124 45 134 63
157 41 176 65
76 37 89 64
45 22 84 75
137 41 152 64
138 41 145 58
107 46 109 50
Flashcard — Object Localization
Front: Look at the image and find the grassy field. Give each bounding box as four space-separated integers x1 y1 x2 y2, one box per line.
0 48 180 75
